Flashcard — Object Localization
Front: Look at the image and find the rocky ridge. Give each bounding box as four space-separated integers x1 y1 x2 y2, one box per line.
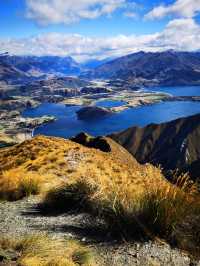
110 113 200 180
83 51 200 86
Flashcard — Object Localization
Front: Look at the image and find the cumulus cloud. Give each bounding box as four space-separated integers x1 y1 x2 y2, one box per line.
1 18 200 61
145 0 200 20
25 0 126 25
0 33 158 62
150 18 200 50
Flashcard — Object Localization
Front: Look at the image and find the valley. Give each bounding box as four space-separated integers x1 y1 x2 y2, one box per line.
2 52 200 147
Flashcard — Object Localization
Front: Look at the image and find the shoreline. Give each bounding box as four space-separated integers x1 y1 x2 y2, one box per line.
2 89 200 146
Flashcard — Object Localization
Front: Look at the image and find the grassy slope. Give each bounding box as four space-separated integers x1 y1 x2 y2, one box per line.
0 135 167 198
0 135 200 256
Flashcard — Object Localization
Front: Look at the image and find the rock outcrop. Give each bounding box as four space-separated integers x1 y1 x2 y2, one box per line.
71 132 111 152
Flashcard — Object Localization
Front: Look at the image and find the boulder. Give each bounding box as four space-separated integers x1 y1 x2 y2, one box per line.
71 132 111 152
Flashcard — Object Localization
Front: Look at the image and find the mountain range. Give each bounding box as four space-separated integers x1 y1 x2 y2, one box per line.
0 60 31 84
0 53 81 83
2 51 200 86
0 54 112 84
110 113 200 180
83 50 200 86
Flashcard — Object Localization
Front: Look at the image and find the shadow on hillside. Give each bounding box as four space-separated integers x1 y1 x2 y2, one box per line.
22 205 148 244
21 200 200 260
23 203 86 217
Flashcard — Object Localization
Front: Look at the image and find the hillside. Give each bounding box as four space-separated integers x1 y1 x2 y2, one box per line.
0 53 81 79
83 51 200 86
0 61 30 84
33 76 89 90
0 134 149 192
0 135 200 264
110 113 200 179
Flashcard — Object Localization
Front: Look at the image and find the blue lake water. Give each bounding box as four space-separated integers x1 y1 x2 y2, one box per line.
23 86 200 138
96 100 126 108
145 86 200 96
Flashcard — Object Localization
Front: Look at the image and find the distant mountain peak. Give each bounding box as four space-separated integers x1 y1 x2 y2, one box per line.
0 54 82 82
82 50 200 86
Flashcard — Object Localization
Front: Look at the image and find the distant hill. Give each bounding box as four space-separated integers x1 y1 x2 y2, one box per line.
110 113 200 180
83 51 200 86
0 54 81 78
0 61 30 84
34 76 89 89
81 58 113 70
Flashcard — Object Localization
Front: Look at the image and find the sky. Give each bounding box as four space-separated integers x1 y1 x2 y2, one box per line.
1 0 200 62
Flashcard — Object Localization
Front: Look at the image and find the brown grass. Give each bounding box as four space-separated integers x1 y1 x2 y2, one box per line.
1 136 200 255
43 170 200 255
140 174 199 238
0 169 43 201
0 135 143 202
0 234 96 266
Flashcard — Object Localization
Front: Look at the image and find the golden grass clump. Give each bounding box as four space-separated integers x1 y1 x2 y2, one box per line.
140 174 199 236
42 167 200 254
42 165 166 228
0 169 43 201
0 234 96 266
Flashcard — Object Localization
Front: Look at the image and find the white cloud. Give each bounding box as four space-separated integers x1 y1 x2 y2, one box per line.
124 11 138 19
150 18 200 51
145 0 200 20
1 18 200 62
0 33 158 62
25 0 126 25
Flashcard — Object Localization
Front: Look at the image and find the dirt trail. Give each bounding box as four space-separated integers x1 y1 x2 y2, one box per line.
0 196 198 266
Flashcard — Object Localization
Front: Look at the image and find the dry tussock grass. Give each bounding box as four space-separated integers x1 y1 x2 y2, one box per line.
0 136 82 200
43 169 200 255
0 169 43 201
0 234 96 266
0 135 144 201
140 174 199 235
1 136 200 254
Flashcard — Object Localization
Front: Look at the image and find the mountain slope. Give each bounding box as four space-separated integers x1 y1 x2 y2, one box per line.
0 54 81 77
0 136 168 205
0 135 168 199
109 113 200 179
0 135 198 265
81 57 113 70
0 135 139 175
0 61 30 84
84 51 200 86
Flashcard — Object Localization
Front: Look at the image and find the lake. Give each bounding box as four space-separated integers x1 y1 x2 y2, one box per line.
96 99 126 108
145 85 200 96
23 86 200 138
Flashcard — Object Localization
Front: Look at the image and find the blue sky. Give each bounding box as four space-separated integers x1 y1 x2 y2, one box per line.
1 0 170 38
1 0 200 61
